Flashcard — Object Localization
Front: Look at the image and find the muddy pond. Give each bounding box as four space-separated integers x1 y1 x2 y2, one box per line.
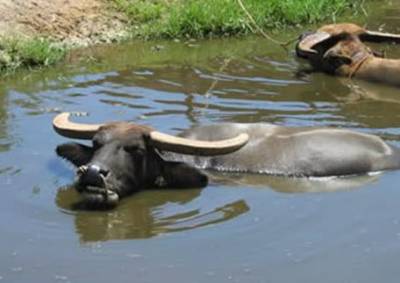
1 3 400 283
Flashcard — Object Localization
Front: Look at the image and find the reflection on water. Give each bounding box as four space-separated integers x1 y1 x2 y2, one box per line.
55 171 379 242
56 186 249 241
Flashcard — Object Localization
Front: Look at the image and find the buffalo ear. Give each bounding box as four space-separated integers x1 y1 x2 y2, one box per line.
322 52 352 72
331 55 352 65
56 142 94 167
161 161 208 188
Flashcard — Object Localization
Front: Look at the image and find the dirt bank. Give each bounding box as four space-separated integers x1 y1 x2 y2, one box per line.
0 0 128 46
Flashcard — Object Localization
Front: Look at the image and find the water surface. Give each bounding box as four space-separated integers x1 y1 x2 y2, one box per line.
1 2 400 282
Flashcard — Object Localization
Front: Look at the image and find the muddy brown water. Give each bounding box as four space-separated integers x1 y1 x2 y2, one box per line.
2 3 400 283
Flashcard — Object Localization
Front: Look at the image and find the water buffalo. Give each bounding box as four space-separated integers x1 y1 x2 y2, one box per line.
296 23 400 86
54 112 400 207
54 112 249 207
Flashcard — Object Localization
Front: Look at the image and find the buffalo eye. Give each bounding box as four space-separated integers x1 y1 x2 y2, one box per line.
123 145 143 153
92 139 102 150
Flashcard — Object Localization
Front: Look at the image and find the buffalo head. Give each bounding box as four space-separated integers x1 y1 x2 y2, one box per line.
53 113 249 208
296 23 400 84
296 23 400 59
317 34 375 76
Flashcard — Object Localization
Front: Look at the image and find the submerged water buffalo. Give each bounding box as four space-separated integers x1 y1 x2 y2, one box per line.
296 23 400 86
54 112 400 206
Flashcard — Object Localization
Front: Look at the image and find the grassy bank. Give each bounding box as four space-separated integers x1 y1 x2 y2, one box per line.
0 0 367 75
0 37 66 75
113 0 366 39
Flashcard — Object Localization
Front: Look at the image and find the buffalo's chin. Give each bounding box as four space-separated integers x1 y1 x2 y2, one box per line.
79 185 120 207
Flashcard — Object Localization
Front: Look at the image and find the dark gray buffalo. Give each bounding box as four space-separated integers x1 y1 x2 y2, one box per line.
54 112 400 207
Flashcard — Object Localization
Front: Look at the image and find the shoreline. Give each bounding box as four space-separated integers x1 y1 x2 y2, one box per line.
0 0 367 75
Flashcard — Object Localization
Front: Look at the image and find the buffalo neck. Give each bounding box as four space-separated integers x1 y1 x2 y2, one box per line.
356 57 400 86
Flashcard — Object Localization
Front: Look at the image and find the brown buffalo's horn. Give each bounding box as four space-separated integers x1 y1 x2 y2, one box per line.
297 23 400 58
361 30 400 43
296 31 331 57
149 131 249 156
318 23 365 36
53 112 102 139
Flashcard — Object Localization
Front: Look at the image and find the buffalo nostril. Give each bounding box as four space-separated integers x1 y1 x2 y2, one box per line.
99 169 109 177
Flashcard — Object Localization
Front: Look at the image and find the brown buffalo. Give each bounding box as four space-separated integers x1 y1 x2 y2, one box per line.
54 112 400 207
296 23 400 86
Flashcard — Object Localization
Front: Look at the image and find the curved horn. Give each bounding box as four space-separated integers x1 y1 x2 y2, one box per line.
53 112 103 139
361 30 400 43
318 23 366 36
149 131 249 156
296 31 331 58
317 23 400 43
53 112 249 155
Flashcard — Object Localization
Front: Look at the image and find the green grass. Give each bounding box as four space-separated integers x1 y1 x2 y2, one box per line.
0 37 66 75
113 0 366 39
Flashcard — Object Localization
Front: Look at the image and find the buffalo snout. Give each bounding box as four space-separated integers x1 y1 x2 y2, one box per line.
76 164 109 190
